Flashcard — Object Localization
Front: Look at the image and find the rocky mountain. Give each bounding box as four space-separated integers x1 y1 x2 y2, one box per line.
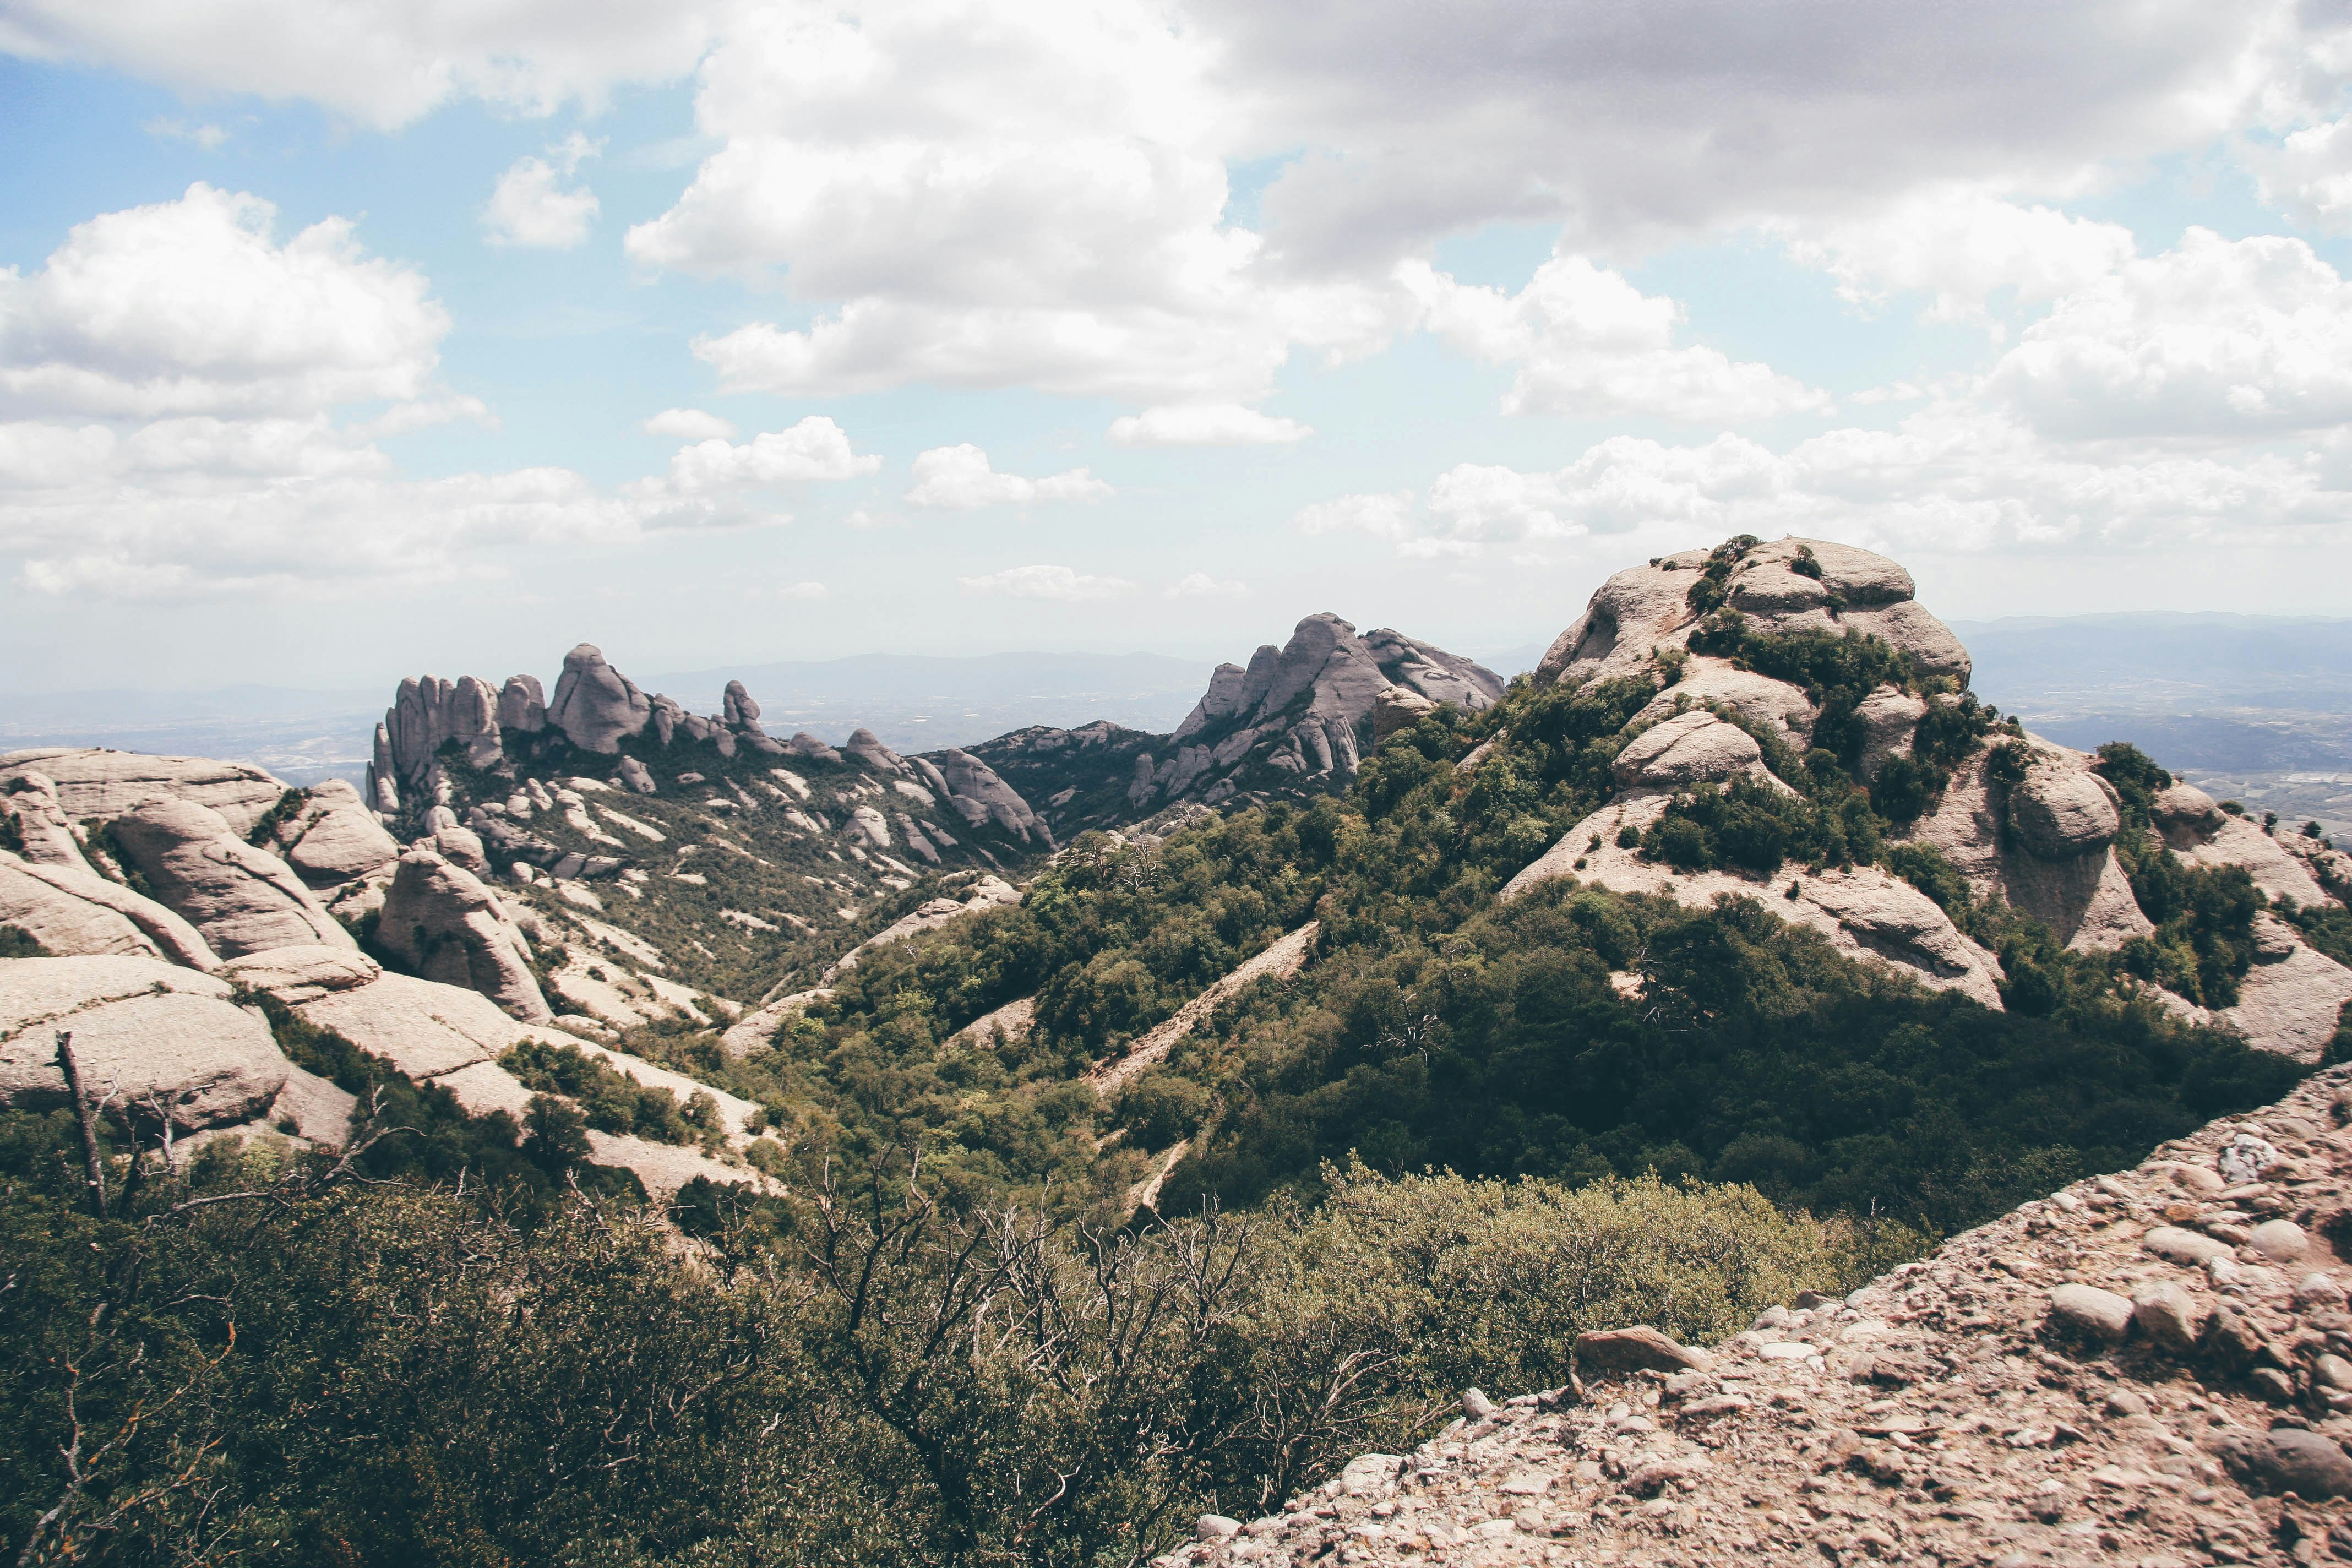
1497 534 2352 1059
969 612 1506 838
5 532 2349 1206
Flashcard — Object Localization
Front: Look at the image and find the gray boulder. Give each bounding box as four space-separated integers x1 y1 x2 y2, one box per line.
271 780 400 887
1852 686 1928 778
935 750 1048 845
2007 767 2120 859
0 955 288 1130
1631 660 1815 747
220 945 382 1005
109 797 355 959
546 644 652 753
617 756 656 794
723 680 761 727
843 728 906 773
377 850 552 1023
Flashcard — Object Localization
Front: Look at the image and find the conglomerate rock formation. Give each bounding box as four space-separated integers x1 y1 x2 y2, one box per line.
1163 1068 2352 1568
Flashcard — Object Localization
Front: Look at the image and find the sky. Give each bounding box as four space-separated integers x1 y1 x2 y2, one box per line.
3 0 2352 695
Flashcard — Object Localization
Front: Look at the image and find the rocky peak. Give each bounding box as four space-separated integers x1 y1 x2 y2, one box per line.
1537 535 1969 690
547 643 653 755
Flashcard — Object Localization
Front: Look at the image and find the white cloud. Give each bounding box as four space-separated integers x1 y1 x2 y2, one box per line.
0 0 729 129
1292 490 1415 540
957 563 1134 601
1985 228 2352 440
842 508 901 529
776 579 827 600
1162 571 1249 598
657 416 879 492
1108 404 1312 445
1780 187 2138 325
143 117 227 149
635 0 1401 407
483 134 602 248
2255 115 2352 230
1401 255 1830 422
1307 398 2352 567
903 444 1112 509
641 407 736 440
0 183 448 418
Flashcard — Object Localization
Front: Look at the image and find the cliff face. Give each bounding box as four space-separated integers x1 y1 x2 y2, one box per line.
1167 1067 2352 1568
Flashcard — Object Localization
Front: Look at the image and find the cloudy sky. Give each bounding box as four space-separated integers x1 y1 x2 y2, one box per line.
3 0 2351 693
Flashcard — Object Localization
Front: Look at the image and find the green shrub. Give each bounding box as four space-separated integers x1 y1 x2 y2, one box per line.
0 924 50 958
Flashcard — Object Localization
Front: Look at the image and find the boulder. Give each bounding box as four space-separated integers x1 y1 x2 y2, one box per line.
2131 1282 2206 1352
271 780 400 887
617 756 656 794
0 854 221 970
376 850 552 1023
785 732 842 763
1574 1326 1713 1375
546 644 652 753
2046 1283 2133 1341
432 824 494 876
221 945 382 1005
2218 941 2352 1061
0 749 288 838
2211 1427 2352 1499
723 680 761 727
1372 685 1439 742
1610 710 1766 789
2007 767 2120 859
0 955 288 1130
109 797 354 959
2142 1226 2234 1266
845 804 892 850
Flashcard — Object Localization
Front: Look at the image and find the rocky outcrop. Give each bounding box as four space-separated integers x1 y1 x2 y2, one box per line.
546 643 651 754
1905 739 2157 952
1154 614 1505 807
1505 792 2007 1009
1629 660 1814 748
379 676 502 812
219 945 382 1005
935 752 1050 845
0 749 288 838
0 853 221 970
269 780 400 888
1537 536 1969 689
108 797 354 959
2155 783 2339 908
498 674 547 732
1609 710 1774 792
1173 1069 2352 1568
2 772 92 868
0 955 287 1130
375 850 552 1023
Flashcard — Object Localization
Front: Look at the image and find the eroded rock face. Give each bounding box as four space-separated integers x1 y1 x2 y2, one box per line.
546 644 652 754
1372 686 1439 742
1631 660 1815 748
220 945 382 1005
1903 740 2152 954
1536 536 1970 689
723 680 760 728
1610 710 1767 790
937 750 1049 845
0 854 222 969
376 850 552 1023
0 956 288 1130
272 780 400 888
0 749 288 838
2 772 91 869
498 674 547 732
109 797 355 959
